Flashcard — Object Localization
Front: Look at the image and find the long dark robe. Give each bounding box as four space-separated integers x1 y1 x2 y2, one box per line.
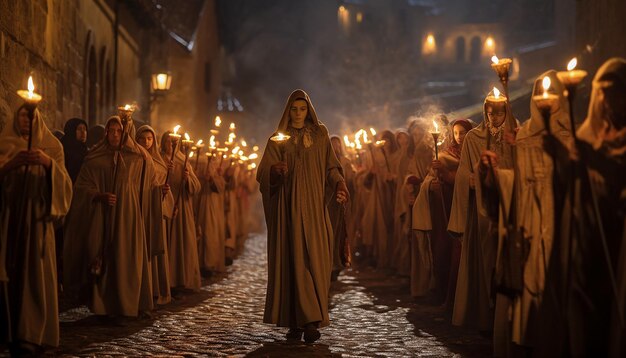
257 90 344 329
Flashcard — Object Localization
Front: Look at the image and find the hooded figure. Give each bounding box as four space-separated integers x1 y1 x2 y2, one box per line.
448 93 515 331
61 118 88 183
64 116 154 317
485 71 570 355
0 106 72 351
159 130 201 292
537 58 626 358
136 125 174 305
257 89 347 343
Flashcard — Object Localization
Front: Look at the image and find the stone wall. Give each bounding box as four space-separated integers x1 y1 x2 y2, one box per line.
0 0 154 133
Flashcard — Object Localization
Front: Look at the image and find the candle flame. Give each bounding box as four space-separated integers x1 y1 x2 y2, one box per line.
230 123 236 130
189 152 194 158
27 76 35 94
375 140 386 147
432 120 439 133
491 55 499 64
215 116 222 127
232 146 240 154
343 135 350 147
241 140 247 147
124 104 131 111
196 139 203 146
250 163 257 169
363 131 370 144
253 145 259 152
493 87 501 99
184 133 190 141
355 138 362 150
542 76 551 91
209 135 216 146
249 153 258 160
567 57 577 71
173 125 181 135
239 150 244 156
426 34 435 45
369 127 377 136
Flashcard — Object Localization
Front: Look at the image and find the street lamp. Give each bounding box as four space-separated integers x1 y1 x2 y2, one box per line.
151 72 172 93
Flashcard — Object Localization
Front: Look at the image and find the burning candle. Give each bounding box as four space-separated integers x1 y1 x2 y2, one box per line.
369 128 377 137
253 145 259 152
556 57 588 87
490 55 513 96
486 87 507 105
249 153 259 160
270 132 291 143
533 76 559 112
17 76 43 105
215 116 222 127
182 133 194 151
344 135 351 148
169 125 182 140
241 140 247 147
230 123 236 131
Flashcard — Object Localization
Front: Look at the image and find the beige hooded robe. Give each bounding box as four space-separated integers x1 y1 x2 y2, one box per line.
64 116 154 316
257 89 344 328
0 108 72 347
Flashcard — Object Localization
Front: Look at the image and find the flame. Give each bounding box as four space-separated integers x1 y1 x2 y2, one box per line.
567 57 577 71
215 116 222 127
241 140 247 147
491 55 499 64
369 127 376 136
363 131 370 144
184 133 190 141
249 163 257 170
232 146 240 154
486 37 494 48
542 76 551 91
239 150 244 156
493 87 501 99
355 138 362 150
173 125 181 135
196 139 203 146
375 140 386 147
426 34 435 45
124 104 131 111
343 135 350 147
189 152 194 158
230 123 236 130
27 76 35 93
276 133 286 141
433 120 439 133
253 145 259 152
249 153 258 160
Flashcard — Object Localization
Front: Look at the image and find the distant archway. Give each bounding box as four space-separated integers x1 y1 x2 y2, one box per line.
455 36 466 63
470 36 481 64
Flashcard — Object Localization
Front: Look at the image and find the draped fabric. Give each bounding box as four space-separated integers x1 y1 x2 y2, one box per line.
0 108 72 347
257 89 344 328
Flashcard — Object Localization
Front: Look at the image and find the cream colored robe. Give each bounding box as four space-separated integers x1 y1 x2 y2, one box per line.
165 150 201 290
0 110 72 347
257 90 344 328
196 155 227 273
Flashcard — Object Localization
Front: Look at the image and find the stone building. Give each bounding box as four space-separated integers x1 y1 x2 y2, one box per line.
0 0 221 135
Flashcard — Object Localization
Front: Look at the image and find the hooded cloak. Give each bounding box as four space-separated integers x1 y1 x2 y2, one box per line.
257 89 344 328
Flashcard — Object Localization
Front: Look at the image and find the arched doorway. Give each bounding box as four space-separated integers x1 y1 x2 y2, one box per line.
455 36 466 63
470 36 481 64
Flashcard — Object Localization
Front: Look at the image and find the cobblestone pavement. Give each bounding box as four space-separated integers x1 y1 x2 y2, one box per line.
5 234 491 357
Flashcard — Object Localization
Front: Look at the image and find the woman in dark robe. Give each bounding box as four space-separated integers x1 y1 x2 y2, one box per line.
257 89 348 343
61 118 88 183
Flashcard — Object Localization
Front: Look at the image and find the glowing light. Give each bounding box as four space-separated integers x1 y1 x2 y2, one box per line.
485 36 494 48
189 152 194 158
124 104 131 111
253 145 259 152
215 116 222 127
344 135 350 147
493 87 501 99
542 76 551 92
567 58 578 71
270 132 291 142
230 123 236 130
184 133 191 141
241 140 247 147
173 125 181 135
27 76 35 93
432 120 440 134
369 128 377 136
356 12 363 23
249 153 258 160
239 150 244 156
196 139 204 146
427 34 435 45
17 75 43 103
423 33 437 55
491 55 499 64
232 146 241 154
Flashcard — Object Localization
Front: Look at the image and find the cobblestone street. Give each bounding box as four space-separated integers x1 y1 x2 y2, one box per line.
39 234 490 357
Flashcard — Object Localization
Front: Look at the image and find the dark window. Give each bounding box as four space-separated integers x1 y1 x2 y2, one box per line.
470 36 481 64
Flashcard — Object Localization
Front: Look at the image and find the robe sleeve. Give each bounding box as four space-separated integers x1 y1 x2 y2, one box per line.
46 148 73 219
185 161 201 196
322 128 344 190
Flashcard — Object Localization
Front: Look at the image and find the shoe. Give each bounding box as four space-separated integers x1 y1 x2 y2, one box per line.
303 325 321 344
286 328 303 340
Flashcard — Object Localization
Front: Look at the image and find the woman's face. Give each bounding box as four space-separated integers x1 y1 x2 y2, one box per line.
137 131 154 150
486 105 506 128
76 123 88 143
453 124 468 147
289 99 308 127
17 108 30 136
397 133 409 148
